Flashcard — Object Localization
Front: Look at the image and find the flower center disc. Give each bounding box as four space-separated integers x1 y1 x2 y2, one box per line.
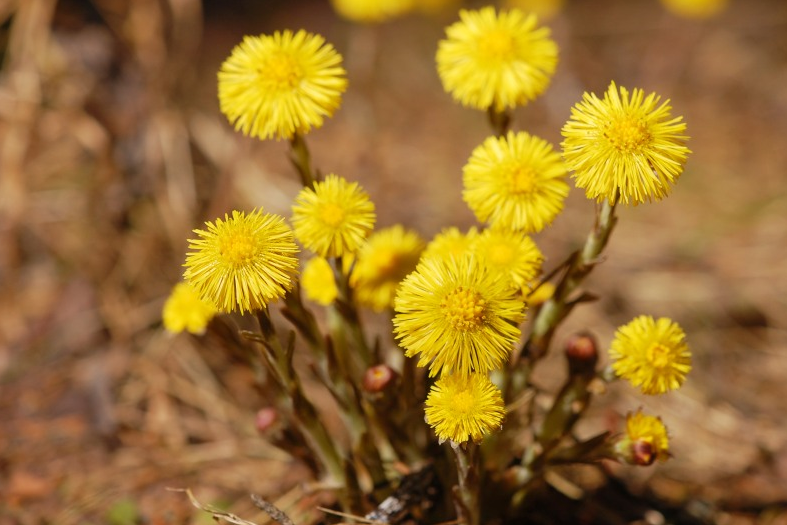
646 343 671 369
441 286 486 331
488 243 514 266
265 52 303 90
320 203 346 227
604 116 652 153
478 29 515 62
220 232 258 268
452 390 475 414
507 164 537 195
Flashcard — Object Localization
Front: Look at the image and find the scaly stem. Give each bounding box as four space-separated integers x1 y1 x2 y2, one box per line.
487 107 511 137
452 443 481 525
254 309 348 489
507 200 618 401
289 132 315 188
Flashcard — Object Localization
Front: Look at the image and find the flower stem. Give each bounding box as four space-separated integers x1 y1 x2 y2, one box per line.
254 308 348 489
507 200 618 398
487 107 511 137
452 442 481 525
289 132 316 188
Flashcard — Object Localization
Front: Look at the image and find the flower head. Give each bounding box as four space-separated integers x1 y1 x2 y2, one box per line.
472 228 543 290
425 372 506 444
609 315 691 395
184 209 299 314
330 0 413 23
162 282 218 334
422 226 478 261
561 81 690 205
351 225 425 312
301 257 338 306
436 7 558 112
463 132 568 233
291 174 376 258
394 254 525 378
218 30 347 140
615 409 670 465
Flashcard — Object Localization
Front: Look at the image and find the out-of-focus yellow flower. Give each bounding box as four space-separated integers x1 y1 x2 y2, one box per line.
425 372 506 444
162 282 218 335
502 0 565 21
184 209 299 314
436 6 558 112
562 81 690 205
609 315 691 395
331 0 414 23
472 228 543 290
291 174 376 258
463 131 568 233
615 409 671 465
422 226 478 261
525 280 554 306
218 30 347 140
351 225 425 312
660 0 728 19
301 257 338 306
394 254 525 378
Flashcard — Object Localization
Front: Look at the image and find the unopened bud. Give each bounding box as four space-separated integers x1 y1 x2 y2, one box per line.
255 407 279 434
363 364 398 393
565 332 599 377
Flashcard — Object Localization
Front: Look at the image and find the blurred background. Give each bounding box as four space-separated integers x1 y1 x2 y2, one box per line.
1 0 786 523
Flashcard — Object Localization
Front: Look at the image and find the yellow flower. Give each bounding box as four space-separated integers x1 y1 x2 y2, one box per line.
609 315 691 395
425 372 506 444
525 280 554 306
291 174 376 258
436 7 558 112
184 209 299 314
301 257 338 306
463 132 568 233
351 225 425 312
218 30 347 140
422 226 478 261
561 81 690 205
162 282 218 335
472 228 543 290
660 0 727 19
394 254 525 378
330 0 414 23
615 409 670 465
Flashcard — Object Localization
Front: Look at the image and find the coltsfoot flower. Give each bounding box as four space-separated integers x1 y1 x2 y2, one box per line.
394 254 525 378
162 282 218 335
218 30 347 140
463 131 568 233
291 174 376 258
561 81 690 205
471 228 543 290
609 315 691 395
614 409 670 465
301 257 338 306
351 225 425 312
330 0 414 23
184 209 299 314
425 372 506 444
422 226 478 261
436 7 558 112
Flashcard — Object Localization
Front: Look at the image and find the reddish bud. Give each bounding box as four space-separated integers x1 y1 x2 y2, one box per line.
363 364 398 393
255 407 279 433
631 439 656 466
565 332 599 377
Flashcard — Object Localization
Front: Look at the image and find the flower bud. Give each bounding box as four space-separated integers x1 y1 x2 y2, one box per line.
362 364 398 393
565 332 598 377
255 407 279 434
